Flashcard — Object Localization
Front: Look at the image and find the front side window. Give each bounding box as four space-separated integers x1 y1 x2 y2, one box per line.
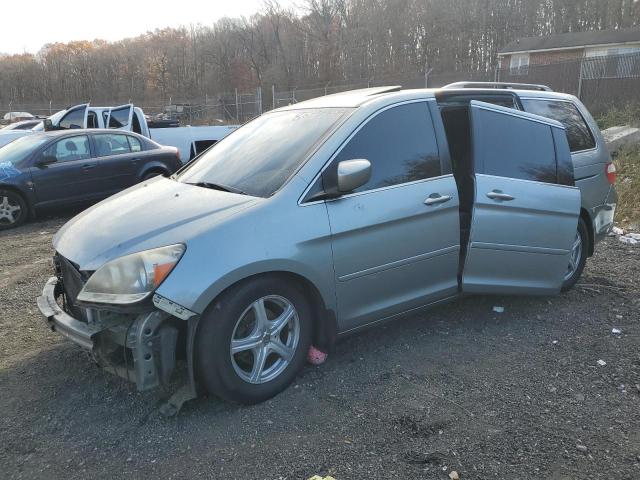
474 109 557 184
329 102 441 193
521 99 595 152
59 109 85 129
94 134 132 157
42 136 91 163
178 108 348 198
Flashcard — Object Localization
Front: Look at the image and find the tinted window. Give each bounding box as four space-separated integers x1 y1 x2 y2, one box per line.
43 136 91 163
178 109 347 198
127 136 142 152
331 102 440 192
59 109 85 129
108 108 130 128
521 99 596 152
94 134 132 157
474 108 557 184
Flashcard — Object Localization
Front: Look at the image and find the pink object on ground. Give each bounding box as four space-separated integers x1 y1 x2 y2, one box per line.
307 345 328 365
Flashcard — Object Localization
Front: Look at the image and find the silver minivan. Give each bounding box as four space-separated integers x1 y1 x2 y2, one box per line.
38 84 617 404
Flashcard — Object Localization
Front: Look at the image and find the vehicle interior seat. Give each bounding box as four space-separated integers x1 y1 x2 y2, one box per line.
64 140 79 161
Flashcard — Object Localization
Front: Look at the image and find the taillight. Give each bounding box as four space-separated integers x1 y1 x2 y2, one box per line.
605 162 616 184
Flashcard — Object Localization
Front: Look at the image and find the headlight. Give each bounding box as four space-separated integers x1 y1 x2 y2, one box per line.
77 244 185 305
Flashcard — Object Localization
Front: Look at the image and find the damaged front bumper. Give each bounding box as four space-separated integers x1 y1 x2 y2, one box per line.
37 276 180 391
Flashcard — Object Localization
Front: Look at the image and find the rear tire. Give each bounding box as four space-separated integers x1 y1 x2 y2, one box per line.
0 190 28 230
561 217 588 292
195 276 312 404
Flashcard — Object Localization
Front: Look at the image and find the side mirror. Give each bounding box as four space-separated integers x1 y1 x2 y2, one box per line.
337 159 372 193
43 119 54 131
36 155 57 167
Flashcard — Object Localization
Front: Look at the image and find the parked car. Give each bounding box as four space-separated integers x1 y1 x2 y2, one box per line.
0 129 181 229
0 103 237 161
1 119 43 131
38 84 617 405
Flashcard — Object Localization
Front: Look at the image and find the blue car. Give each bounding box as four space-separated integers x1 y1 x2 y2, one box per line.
0 129 181 229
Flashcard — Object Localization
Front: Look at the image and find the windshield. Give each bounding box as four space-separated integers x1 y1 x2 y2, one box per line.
178 108 348 197
32 109 67 132
0 135 50 165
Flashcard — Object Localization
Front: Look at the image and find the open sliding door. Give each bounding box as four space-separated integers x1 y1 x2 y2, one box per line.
462 101 581 295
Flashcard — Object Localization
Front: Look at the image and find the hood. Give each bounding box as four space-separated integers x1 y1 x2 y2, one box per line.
54 177 259 270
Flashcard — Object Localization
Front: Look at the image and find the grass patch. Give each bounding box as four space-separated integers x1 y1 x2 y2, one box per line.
614 145 640 227
596 104 640 131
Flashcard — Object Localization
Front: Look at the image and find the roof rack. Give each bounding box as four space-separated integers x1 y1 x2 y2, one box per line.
442 82 553 92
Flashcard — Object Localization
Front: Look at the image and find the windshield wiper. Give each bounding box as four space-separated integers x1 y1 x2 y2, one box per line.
186 181 247 195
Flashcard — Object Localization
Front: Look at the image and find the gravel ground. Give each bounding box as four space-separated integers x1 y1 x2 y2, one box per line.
1 214 639 480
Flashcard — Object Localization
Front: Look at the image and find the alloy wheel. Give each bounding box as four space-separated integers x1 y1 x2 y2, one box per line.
230 295 300 384
0 195 22 226
564 232 582 281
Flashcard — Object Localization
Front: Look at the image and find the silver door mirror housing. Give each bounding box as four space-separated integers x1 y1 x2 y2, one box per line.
337 159 371 193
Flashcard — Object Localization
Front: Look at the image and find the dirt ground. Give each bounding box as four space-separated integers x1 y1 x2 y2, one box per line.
1 213 639 480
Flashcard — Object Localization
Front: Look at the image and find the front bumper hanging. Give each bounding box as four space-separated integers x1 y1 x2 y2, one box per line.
37 276 179 391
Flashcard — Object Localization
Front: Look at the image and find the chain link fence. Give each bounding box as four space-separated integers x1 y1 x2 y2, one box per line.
2 52 639 126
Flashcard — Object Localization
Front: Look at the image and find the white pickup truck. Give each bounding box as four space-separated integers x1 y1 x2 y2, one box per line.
0 104 237 162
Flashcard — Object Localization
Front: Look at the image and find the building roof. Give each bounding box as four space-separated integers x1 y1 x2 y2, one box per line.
499 26 640 55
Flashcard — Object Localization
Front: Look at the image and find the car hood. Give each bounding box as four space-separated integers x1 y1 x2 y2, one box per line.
54 177 260 271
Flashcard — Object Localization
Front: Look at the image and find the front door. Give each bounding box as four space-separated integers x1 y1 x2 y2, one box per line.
462 101 581 295
322 101 461 331
48 104 89 131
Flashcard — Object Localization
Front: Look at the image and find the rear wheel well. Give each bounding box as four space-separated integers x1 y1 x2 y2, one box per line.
142 167 168 180
580 208 594 257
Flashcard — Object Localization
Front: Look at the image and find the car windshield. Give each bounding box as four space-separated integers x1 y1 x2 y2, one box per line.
0 135 50 165
31 109 66 132
177 108 349 197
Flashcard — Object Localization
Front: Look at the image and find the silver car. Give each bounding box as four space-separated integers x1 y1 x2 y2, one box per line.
38 84 617 404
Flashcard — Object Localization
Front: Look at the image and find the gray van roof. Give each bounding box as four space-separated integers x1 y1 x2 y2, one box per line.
276 85 577 111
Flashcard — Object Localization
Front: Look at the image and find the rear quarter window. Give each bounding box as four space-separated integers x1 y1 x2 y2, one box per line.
521 99 596 153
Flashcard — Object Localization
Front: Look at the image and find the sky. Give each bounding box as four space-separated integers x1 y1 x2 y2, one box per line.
2 0 296 55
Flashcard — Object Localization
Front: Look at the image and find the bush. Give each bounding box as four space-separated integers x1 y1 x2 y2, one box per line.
596 104 640 131
614 145 640 227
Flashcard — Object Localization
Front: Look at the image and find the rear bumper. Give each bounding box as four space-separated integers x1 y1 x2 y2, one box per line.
592 185 617 246
37 277 99 350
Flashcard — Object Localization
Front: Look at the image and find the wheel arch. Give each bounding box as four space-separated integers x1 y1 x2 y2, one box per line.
196 270 337 352
139 163 170 181
184 269 337 398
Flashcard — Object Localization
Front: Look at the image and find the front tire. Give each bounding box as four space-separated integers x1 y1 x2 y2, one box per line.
195 277 312 404
561 217 588 292
0 190 28 230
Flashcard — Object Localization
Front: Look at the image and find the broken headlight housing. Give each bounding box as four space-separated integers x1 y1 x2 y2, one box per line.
77 244 185 305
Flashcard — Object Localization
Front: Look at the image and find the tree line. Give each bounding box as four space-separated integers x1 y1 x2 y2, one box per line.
1 0 638 106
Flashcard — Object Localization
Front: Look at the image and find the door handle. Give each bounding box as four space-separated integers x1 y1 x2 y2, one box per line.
424 194 452 206
486 191 515 201
82 163 96 171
